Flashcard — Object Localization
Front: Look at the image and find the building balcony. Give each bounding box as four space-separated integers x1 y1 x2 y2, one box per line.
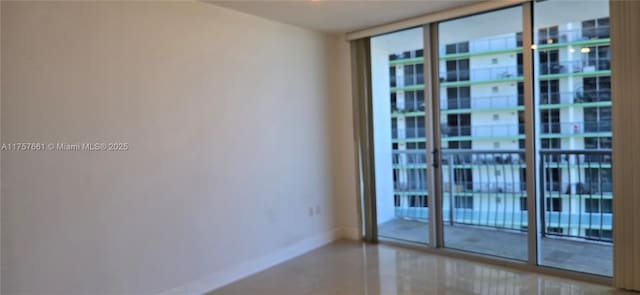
442 124 523 139
539 59 610 79
441 94 524 112
536 26 610 47
383 149 613 276
539 90 611 107
540 121 611 136
440 34 522 59
392 127 426 140
440 65 523 86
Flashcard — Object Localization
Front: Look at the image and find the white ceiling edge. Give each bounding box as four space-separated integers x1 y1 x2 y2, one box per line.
207 0 478 34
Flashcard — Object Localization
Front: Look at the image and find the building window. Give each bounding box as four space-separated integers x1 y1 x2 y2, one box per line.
586 45 610 71
584 168 612 194
404 63 424 86
581 76 610 102
445 41 469 55
409 195 428 208
538 25 559 45
405 116 425 138
586 229 612 240
585 199 612 213
404 90 425 112
547 227 564 234
446 114 471 137
545 168 561 192
448 140 472 149
445 59 470 82
389 67 397 87
394 195 401 207
454 168 473 191
541 138 561 149
539 49 560 74
454 196 473 209
540 80 560 104
541 109 560 134
446 86 470 109
520 197 527 211
546 197 562 212
391 118 398 139
583 106 611 133
582 17 609 39
406 142 426 150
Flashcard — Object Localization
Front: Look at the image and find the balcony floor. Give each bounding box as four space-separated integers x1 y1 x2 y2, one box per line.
379 218 612 276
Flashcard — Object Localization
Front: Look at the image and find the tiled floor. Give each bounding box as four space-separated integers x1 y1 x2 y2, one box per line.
208 240 631 295
379 218 612 276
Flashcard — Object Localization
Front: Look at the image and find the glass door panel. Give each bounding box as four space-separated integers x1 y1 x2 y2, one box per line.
438 6 528 260
534 0 612 276
371 27 429 244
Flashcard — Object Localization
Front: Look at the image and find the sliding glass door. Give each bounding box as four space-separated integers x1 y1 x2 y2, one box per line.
366 0 612 277
534 0 612 276
371 27 430 244
437 6 528 261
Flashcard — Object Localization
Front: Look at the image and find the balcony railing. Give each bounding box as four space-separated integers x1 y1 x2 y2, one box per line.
441 94 524 111
539 59 610 75
440 65 523 83
391 149 613 243
540 90 611 105
442 124 524 138
391 102 425 113
540 150 612 242
392 127 426 139
541 121 611 135
440 34 521 57
393 149 427 166
536 26 610 46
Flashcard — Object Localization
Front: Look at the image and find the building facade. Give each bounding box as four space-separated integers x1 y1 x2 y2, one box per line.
389 15 612 242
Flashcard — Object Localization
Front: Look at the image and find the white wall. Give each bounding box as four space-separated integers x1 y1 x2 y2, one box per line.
0 1 356 294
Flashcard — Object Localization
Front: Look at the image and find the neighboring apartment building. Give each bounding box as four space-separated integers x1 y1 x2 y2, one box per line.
389 15 611 242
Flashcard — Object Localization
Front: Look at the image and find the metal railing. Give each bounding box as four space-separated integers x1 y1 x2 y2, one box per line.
540 150 612 242
539 59 610 75
536 26 610 45
440 150 527 231
441 94 523 110
392 127 426 139
440 34 521 56
440 65 523 83
540 121 611 135
441 124 524 138
391 149 613 243
539 90 611 105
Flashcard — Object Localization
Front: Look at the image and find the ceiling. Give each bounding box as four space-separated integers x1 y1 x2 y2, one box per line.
208 0 479 34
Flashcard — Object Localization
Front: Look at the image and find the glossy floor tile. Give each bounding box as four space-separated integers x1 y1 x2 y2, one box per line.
208 240 632 295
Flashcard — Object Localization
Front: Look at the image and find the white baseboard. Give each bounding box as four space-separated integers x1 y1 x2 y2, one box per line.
156 227 357 295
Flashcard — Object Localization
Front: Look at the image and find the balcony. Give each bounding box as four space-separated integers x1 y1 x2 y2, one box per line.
540 90 611 106
536 26 610 46
441 94 524 112
392 127 426 140
442 124 523 139
440 65 523 85
440 34 522 58
541 121 611 136
382 149 612 276
539 59 610 78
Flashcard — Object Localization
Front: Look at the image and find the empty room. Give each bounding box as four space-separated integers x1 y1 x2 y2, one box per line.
2 0 640 294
